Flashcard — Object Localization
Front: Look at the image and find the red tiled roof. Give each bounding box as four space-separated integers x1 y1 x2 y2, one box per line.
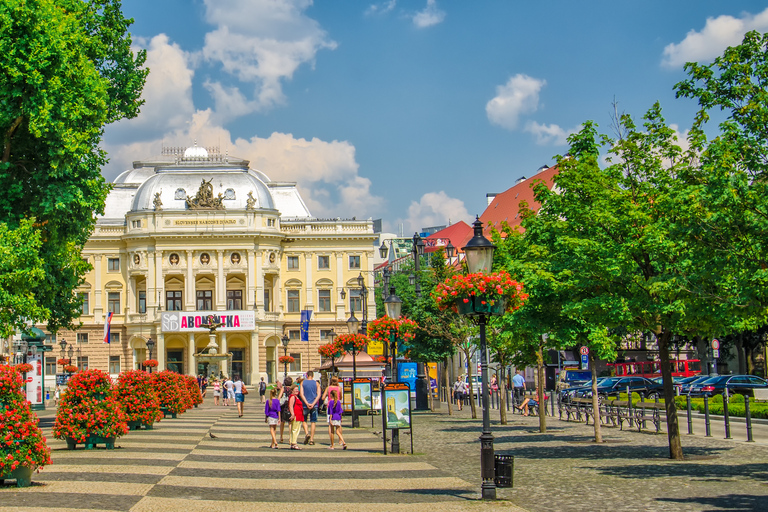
480 165 558 236
424 221 473 253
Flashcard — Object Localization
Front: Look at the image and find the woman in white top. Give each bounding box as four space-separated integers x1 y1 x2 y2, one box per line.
233 375 246 417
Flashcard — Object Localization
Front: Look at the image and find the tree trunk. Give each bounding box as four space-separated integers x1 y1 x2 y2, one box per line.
465 347 477 419
499 364 507 425
536 345 546 433
736 332 746 375
590 351 602 443
659 330 684 460
443 359 453 416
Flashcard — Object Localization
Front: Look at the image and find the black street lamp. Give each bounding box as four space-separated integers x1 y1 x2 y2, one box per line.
462 217 497 500
281 334 290 380
146 337 156 374
384 285 403 453
346 313 361 428
326 331 337 374
410 232 430 411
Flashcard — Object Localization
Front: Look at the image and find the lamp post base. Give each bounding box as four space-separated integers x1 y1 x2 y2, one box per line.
391 429 400 454
415 363 430 410
480 431 496 500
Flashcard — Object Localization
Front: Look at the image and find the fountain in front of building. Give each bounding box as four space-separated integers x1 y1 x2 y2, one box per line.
194 315 232 379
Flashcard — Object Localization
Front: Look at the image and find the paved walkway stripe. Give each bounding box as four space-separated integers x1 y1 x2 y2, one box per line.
13 481 153 496
41 465 175 476
155 475 472 491
176 460 436 471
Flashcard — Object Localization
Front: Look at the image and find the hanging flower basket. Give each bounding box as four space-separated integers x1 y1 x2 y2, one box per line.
57 358 71 366
142 359 159 368
335 333 369 353
374 355 389 363
367 316 418 345
14 363 33 374
63 365 79 374
278 355 295 365
433 271 528 316
318 341 343 359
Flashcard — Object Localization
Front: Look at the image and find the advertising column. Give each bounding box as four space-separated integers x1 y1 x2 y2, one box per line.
26 353 44 407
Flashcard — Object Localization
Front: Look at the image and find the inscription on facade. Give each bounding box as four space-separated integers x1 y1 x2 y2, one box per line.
173 219 238 226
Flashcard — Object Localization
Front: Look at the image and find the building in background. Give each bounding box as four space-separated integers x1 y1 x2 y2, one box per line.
46 145 376 384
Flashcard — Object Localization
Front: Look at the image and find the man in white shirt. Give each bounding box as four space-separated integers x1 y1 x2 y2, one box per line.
224 377 234 406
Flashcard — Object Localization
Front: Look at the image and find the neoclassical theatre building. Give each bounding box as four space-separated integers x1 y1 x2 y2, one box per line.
49 145 376 384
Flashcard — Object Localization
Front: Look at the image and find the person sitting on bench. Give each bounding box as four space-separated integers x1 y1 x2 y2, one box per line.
517 390 540 416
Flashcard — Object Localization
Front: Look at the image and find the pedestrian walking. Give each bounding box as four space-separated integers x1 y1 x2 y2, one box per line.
233 374 246 417
278 376 292 444
288 385 305 450
224 376 234 406
490 374 498 408
258 377 267 403
327 390 346 450
265 388 280 449
322 376 342 441
294 376 310 441
201 375 208 398
512 370 526 406
212 379 221 406
54 385 60 407
300 371 321 445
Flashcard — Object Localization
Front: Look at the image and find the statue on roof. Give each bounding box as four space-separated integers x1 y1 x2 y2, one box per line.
153 191 163 211
186 178 225 210
246 191 257 211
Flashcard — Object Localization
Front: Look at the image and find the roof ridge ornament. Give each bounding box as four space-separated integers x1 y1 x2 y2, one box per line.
185 178 225 210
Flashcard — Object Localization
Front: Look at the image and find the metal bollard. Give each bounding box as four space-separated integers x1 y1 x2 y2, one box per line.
745 394 754 443
551 391 555 417
723 391 732 440
506 387 510 411
704 395 711 437
687 394 693 435
640 394 646 429
655 394 660 434
627 386 633 428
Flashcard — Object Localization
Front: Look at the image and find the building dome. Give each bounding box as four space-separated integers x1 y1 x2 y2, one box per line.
184 145 209 159
131 168 275 211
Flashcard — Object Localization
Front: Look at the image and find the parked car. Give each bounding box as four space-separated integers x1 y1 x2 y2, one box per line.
556 369 592 392
563 376 664 402
462 375 482 398
650 375 698 395
688 375 768 397
677 375 711 395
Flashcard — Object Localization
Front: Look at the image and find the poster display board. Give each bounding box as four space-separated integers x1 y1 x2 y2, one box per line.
25 353 43 405
382 382 414 454
353 378 373 411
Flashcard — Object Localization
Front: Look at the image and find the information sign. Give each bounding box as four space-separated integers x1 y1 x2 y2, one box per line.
713 349 720 359
382 383 411 430
352 378 372 411
580 353 589 370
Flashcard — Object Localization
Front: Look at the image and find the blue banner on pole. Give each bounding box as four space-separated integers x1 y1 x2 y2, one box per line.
300 310 312 341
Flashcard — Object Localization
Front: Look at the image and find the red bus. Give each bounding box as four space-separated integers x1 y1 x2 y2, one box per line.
608 359 701 379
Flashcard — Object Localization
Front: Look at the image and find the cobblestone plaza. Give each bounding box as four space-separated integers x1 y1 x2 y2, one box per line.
3 399 768 511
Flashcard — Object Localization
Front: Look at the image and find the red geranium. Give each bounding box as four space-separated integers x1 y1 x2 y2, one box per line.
116 370 163 426
52 369 129 444
57 358 71 366
183 375 203 407
0 365 51 473
335 333 369 353
278 355 295 364
63 365 79 374
318 341 343 359
433 271 528 313
367 316 418 344
151 371 188 415
14 363 33 374
142 360 159 368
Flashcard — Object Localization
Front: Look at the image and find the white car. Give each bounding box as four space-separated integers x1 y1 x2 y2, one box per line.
463 375 482 398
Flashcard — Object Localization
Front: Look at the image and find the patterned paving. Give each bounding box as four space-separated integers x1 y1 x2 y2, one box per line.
0 401 514 512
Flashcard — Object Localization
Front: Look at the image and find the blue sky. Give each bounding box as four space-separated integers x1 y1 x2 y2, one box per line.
103 0 768 233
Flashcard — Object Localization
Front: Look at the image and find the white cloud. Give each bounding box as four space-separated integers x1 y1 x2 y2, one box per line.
201 0 337 119
366 0 396 16
662 8 768 68
398 191 471 235
486 74 546 130
525 121 578 146
108 34 195 141
413 0 445 28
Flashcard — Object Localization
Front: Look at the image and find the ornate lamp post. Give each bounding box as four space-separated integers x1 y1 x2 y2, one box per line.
461 217 497 500
346 313 361 428
146 337 156 374
384 286 403 453
281 334 290 380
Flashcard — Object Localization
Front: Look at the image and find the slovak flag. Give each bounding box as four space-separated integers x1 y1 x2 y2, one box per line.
104 311 114 343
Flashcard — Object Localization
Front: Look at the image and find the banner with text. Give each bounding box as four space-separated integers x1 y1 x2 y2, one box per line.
161 311 256 332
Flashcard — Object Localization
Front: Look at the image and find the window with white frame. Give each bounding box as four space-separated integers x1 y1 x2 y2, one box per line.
349 255 361 269
287 256 299 269
287 290 300 312
107 257 120 271
318 289 331 312
318 255 330 269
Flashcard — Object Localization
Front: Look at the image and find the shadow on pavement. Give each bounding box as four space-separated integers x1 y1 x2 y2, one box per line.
656 493 768 511
588 461 768 482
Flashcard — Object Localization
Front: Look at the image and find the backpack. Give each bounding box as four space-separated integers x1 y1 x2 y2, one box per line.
280 396 292 422
259 381 266 392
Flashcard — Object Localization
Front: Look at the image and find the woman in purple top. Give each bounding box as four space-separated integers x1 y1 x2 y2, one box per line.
265 388 280 449
327 390 346 450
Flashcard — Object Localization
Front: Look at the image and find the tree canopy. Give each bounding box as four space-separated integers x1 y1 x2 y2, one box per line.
0 0 147 332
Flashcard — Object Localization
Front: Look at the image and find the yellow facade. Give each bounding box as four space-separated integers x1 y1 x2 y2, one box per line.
49 147 376 384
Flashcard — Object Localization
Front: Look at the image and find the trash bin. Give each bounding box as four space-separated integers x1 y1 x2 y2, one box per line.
494 454 513 488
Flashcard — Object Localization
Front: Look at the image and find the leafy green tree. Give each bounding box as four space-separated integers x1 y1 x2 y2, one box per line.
529 108 703 459
0 220 48 338
0 0 147 332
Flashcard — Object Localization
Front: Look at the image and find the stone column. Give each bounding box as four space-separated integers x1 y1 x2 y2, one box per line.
94 255 104 323
157 333 165 371
220 332 228 356
217 250 225 311
336 251 345 320
188 332 196 376
304 253 314 308
250 331 260 385
274 275 282 315
186 250 194 310
255 250 264 312
128 276 136 315
246 249 255 310
147 251 156 316
155 250 164 314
